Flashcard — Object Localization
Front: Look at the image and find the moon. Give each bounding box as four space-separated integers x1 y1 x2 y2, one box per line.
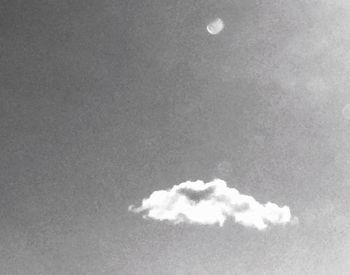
207 18 224 35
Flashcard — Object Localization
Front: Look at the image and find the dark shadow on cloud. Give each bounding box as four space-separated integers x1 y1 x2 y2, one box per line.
233 202 250 212
177 186 215 202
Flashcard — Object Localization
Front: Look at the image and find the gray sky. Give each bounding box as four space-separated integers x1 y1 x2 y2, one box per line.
1 0 350 274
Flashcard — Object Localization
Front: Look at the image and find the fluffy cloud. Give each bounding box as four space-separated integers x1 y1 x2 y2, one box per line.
129 179 296 230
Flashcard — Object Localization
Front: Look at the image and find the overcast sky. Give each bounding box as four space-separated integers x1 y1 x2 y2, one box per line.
1 0 350 274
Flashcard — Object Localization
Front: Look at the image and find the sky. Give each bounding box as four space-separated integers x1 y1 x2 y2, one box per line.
1 0 350 274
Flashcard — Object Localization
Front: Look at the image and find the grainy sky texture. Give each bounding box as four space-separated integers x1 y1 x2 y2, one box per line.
1 0 350 274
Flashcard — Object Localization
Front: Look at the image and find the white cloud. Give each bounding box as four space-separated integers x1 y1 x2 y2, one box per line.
129 179 296 230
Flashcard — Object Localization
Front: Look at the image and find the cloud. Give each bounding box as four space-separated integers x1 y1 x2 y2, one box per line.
129 179 296 230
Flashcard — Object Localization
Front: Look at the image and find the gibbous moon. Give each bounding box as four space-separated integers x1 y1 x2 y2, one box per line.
207 18 224 35
342 104 350 120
